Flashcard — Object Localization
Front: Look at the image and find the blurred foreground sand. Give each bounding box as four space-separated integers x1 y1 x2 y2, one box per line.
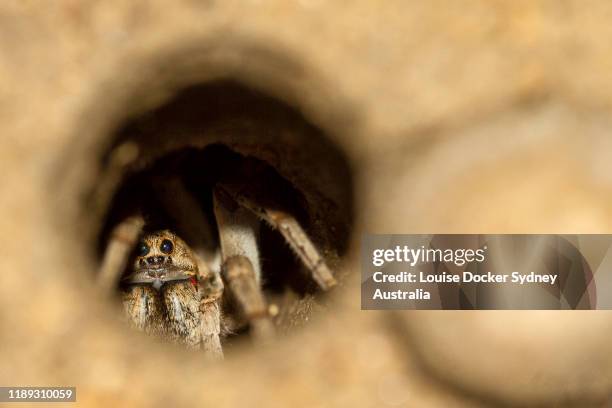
2 1 612 407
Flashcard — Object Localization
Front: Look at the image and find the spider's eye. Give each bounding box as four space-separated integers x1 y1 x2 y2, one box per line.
137 242 149 257
160 239 174 254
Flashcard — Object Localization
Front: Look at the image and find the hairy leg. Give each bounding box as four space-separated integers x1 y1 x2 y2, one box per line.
121 284 166 337
98 215 144 293
162 281 204 350
216 183 336 290
213 187 274 341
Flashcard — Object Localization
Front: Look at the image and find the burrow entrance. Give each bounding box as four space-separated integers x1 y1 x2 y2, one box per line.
93 81 355 347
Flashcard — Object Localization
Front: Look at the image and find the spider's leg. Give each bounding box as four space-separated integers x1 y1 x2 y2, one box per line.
217 184 337 291
153 176 226 354
193 252 224 359
121 284 166 337
91 142 140 231
199 296 224 359
153 175 225 303
162 281 219 355
153 175 221 278
98 214 144 293
213 187 275 341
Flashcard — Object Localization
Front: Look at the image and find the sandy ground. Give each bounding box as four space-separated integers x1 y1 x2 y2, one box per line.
2 1 612 406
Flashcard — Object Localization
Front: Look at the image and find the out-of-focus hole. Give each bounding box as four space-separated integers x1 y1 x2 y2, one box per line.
93 80 355 348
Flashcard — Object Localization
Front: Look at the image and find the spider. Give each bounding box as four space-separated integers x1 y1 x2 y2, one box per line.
96 151 337 359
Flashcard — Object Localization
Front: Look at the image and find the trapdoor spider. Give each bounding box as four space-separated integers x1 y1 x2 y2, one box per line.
97 151 337 359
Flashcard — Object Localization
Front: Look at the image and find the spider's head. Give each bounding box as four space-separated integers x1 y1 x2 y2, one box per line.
123 230 198 289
